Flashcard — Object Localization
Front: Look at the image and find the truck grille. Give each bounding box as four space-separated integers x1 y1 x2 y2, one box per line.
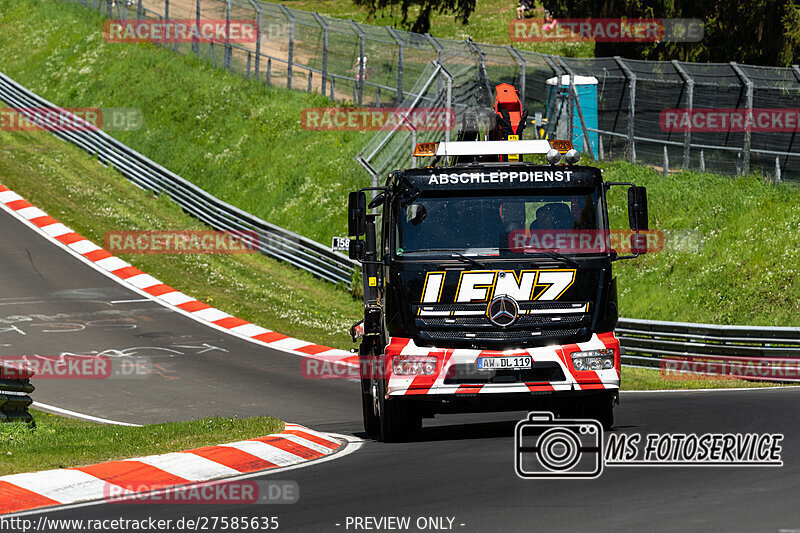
419 327 584 345
415 301 589 315
417 314 588 327
412 300 592 348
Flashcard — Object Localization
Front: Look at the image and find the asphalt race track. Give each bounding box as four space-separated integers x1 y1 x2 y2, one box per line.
0 207 359 427
3 206 800 532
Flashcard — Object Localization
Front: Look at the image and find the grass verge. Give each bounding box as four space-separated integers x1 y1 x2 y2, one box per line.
605 162 800 327
620 366 779 391
0 409 283 476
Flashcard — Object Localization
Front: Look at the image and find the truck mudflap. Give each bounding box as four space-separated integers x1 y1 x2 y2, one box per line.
384 332 620 396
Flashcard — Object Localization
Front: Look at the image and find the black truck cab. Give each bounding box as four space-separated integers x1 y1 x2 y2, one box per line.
348 102 647 442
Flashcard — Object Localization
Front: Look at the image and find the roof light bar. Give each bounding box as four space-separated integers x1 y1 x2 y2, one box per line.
549 139 574 153
413 139 573 158
413 142 438 157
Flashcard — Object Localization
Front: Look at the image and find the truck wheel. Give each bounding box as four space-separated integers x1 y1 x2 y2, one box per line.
558 396 614 430
584 395 614 430
378 380 421 442
361 380 380 435
589 403 614 430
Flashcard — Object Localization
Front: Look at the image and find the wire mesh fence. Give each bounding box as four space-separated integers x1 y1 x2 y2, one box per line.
67 0 800 183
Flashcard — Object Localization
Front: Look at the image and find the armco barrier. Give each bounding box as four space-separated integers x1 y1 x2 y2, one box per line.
618 317 800 379
0 362 34 424
0 72 358 285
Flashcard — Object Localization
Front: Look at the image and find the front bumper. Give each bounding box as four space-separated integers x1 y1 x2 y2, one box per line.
383 332 620 397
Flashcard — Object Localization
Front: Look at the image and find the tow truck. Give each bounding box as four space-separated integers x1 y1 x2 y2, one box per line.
347 84 648 441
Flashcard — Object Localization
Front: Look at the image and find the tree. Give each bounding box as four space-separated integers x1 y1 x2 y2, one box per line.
352 0 476 34
540 0 800 67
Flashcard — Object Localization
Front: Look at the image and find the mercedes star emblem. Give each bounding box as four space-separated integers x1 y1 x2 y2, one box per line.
487 295 519 327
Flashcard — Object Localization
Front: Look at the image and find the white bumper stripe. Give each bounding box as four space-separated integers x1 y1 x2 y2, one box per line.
386 334 620 396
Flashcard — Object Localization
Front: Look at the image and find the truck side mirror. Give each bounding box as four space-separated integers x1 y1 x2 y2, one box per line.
628 186 648 231
349 240 365 261
349 240 365 260
348 191 366 237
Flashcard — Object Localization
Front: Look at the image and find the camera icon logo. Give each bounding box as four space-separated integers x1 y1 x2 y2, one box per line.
515 412 604 479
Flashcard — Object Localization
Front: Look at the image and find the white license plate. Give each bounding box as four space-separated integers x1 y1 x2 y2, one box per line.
477 356 532 370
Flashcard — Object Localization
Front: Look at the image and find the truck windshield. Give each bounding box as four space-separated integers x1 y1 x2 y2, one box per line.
394 190 604 257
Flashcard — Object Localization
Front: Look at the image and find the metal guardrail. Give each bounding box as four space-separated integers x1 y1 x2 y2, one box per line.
618 318 800 378
0 72 358 285
0 363 35 424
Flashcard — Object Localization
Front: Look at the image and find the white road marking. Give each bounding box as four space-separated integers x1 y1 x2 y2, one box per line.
621 385 800 394
31 402 143 426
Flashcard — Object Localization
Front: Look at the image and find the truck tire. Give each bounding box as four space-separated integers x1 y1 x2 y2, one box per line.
601 408 614 431
558 395 614 430
361 380 380 435
378 379 421 442
578 395 614 431
587 397 614 431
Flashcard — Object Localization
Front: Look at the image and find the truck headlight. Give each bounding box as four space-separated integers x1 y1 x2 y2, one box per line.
564 148 580 165
545 148 562 165
392 355 437 376
570 348 615 371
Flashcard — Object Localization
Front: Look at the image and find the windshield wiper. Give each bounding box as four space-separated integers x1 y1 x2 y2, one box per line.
449 251 488 269
524 250 579 267
401 249 489 269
